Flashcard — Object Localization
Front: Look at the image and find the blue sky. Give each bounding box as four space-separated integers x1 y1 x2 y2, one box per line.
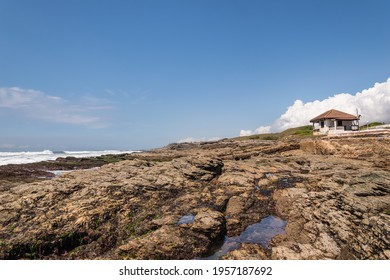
1 0 389 151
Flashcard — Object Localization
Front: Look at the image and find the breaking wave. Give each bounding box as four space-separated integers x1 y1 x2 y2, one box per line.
0 150 136 166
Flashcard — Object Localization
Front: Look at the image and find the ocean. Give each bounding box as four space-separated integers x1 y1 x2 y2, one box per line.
0 150 136 166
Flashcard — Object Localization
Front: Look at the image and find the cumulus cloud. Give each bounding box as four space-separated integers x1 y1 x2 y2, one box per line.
240 126 271 136
0 87 110 128
240 77 390 136
178 136 222 143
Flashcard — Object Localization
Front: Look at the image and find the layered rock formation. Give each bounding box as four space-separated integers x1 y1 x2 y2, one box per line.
0 135 389 259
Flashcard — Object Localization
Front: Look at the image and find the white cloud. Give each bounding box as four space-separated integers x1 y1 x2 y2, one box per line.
240 126 271 136
255 126 271 134
0 87 110 127
239 130 253 137
178 136 221 143
240 77 390 135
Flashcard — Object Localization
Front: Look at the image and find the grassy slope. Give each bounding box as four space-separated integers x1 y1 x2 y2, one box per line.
360 122 386 130
233 125 314 141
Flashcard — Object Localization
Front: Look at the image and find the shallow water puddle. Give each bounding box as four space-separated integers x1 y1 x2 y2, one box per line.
205 215 287 260
49 170 74 177
49 167 100 177
177 214 195 225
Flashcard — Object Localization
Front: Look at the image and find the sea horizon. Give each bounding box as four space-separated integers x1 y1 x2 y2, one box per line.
0 149 137 166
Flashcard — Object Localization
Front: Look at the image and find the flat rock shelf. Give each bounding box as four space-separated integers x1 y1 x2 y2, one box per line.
1 135 389 259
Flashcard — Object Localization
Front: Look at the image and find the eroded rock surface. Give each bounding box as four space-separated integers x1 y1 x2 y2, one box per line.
0 136 389 259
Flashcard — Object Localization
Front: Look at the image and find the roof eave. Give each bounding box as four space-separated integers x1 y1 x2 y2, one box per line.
310 117 358 122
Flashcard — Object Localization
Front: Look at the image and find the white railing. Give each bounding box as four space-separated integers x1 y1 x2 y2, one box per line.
368 124 390 129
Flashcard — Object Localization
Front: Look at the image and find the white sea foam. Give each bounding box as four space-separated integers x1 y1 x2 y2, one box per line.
0 150 136 166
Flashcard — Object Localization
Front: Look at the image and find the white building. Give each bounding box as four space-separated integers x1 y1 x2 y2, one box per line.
310 109 360 135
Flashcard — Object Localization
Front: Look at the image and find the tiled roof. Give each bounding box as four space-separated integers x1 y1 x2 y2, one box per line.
310 109 359 122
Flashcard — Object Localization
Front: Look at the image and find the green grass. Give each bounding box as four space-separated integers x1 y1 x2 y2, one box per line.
360 122 385 130
368 122 384 127
234 125 314 141
279 125 313 137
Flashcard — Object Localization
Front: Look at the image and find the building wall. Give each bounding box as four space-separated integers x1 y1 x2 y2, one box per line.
313 120 357 135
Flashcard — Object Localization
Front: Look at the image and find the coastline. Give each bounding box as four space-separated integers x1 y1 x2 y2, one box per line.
0 134 389 260
0 152 138 187
0 150 138 166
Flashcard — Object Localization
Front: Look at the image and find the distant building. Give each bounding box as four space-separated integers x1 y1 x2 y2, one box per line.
310 109 360 135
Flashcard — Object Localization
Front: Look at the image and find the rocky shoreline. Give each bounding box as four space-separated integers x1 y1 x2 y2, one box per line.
0 153 133 186
0 135 389 259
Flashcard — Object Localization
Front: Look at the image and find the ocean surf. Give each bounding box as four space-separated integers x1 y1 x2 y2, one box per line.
0 150 136 166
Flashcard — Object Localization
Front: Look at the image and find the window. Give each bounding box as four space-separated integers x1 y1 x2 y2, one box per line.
337 120 342 126
320 121 324 128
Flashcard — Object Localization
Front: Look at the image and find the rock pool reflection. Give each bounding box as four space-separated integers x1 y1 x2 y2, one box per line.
204 215 286 260
177 214 195 225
